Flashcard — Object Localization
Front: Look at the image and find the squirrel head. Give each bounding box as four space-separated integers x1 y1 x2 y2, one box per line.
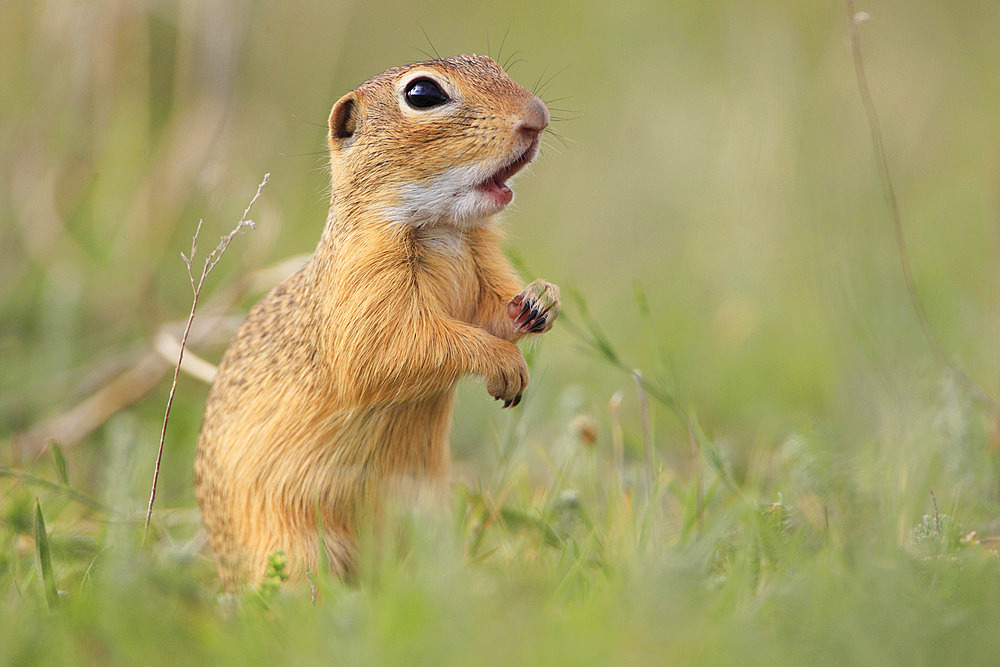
327 55 549 227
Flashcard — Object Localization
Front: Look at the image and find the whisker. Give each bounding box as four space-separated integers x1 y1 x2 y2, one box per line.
280 150 330 158
543 127 573 149
292 116 331 130
497 26 512 65
532 65 549 96
504 57 526 73
536 65 569 100
540 139 563 155
418 23 441 59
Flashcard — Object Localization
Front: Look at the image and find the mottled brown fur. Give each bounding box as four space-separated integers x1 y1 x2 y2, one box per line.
194 55 559 590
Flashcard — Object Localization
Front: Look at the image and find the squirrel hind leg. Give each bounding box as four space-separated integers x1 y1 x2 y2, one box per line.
318 528 357 581
270 524 357 586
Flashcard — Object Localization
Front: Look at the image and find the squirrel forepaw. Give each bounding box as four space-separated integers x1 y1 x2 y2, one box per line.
508 280 561 335
486 346 528 408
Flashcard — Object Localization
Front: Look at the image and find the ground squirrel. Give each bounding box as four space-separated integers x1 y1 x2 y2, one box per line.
194 55 561 590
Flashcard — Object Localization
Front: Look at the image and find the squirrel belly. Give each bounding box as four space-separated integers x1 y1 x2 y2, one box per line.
194 55 561 590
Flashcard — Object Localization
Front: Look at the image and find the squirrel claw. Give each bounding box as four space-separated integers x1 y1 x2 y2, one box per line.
508 280 561 335
499 393 523 409
515 301 531 323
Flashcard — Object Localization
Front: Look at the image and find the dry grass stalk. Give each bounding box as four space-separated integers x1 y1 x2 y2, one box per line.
11 314 242 461
10 251 309 461
154 331 218 384
15 352 164 462
142 174 269 543
608 391 625 493
632 369 653 473
844 1 1000 425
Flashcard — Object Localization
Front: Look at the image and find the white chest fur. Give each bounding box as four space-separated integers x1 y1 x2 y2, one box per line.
383 164 496 227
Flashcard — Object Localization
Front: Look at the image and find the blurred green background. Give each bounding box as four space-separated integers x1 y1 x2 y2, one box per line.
3 0 1000 663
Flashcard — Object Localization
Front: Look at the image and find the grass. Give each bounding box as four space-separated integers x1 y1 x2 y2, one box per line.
4 309 1000 664
4 0 1000 664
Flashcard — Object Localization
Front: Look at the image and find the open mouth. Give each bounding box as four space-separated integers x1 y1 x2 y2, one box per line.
476 137 540 206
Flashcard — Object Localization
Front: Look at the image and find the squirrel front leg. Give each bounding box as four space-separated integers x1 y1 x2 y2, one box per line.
334 307 528 407
470 225 561 343
432 318 529 407
329 240 530 407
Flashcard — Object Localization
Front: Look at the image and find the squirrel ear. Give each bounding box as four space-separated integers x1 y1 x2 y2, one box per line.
329 92 360 146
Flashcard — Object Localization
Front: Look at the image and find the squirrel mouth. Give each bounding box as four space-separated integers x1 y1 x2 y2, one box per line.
477 138 540 206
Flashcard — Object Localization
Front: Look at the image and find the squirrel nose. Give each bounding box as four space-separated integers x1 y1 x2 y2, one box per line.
517 97 550 136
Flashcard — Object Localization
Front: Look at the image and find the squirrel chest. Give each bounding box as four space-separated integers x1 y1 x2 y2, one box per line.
411 227 480 321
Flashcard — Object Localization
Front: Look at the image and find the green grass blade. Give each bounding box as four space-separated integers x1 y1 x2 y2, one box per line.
0 467 111 514
34 499 59 608
50 442 69 485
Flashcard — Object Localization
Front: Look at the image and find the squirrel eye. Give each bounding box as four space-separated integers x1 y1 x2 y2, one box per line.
404 78 449 109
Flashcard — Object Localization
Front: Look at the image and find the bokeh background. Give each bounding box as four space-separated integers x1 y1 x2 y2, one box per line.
3 0 1000 662
4 0 999 506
